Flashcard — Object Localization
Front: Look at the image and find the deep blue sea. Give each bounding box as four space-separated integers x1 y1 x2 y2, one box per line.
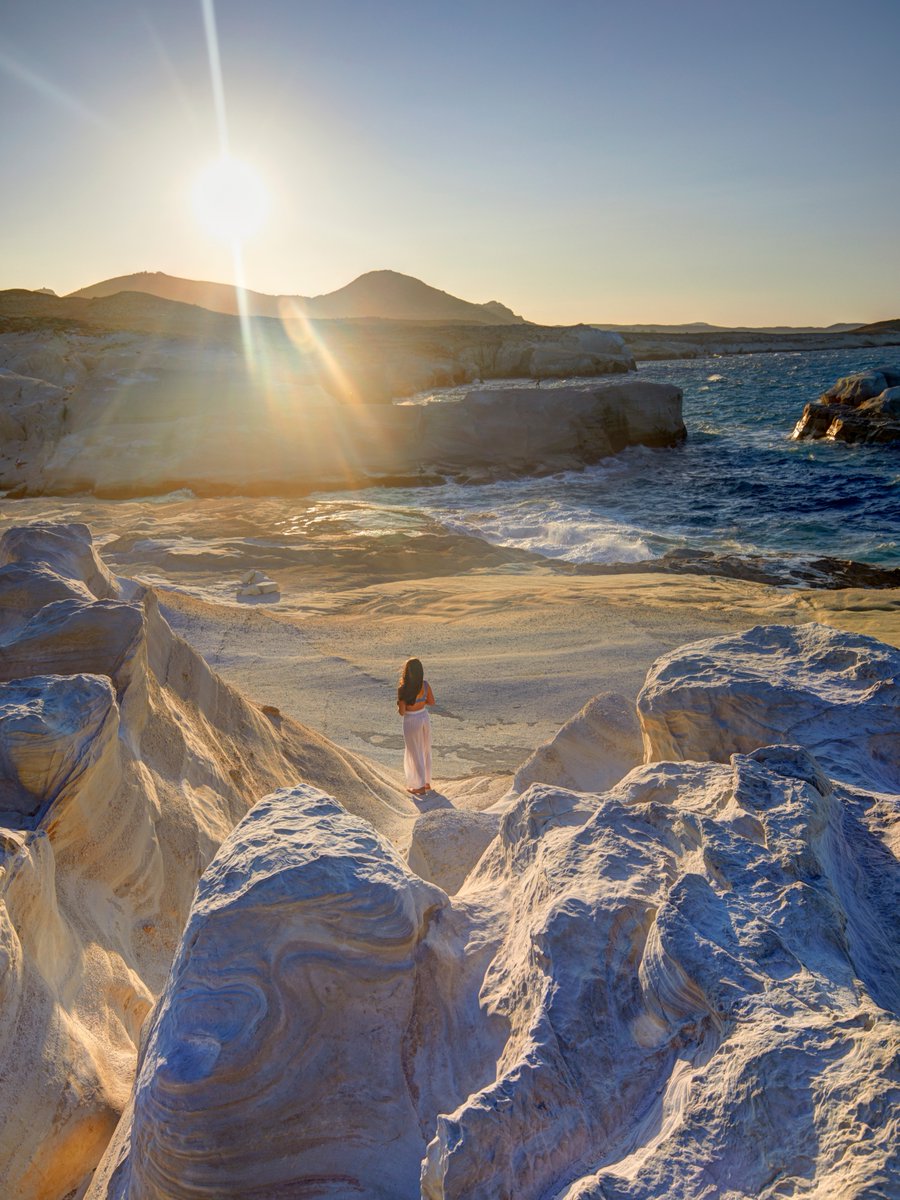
352 347 900 571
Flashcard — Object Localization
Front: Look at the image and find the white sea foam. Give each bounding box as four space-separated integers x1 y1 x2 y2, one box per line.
428 502 654 564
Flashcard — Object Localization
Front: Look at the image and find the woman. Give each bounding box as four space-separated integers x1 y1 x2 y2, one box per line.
397 658 435 795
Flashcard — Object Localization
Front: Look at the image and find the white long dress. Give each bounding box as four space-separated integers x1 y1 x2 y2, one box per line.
402 685 432 789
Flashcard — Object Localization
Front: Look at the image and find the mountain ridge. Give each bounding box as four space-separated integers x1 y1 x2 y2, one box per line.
69 268 528 325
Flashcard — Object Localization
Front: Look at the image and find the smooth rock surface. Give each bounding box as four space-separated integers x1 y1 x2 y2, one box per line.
0 523 415 1200
90 786 490 1200
406 806 499 894
637 622 900 792
90 623 899 1200
511 691 643 796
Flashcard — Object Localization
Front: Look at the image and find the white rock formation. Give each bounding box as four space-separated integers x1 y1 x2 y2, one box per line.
511 690 643 796
89 622 899 1200
0 325 681 496
791 366 900 444
0 523 414 1200
637 622 900 792
237 569 280 597
406 805 499 894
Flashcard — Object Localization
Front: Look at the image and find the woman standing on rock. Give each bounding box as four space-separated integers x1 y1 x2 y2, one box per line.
397 658 435 795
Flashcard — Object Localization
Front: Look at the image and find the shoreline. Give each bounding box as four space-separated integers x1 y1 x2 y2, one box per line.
625 329 900 361
2 489 896 592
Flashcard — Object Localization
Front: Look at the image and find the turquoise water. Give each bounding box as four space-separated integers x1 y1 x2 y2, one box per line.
358 347 900 569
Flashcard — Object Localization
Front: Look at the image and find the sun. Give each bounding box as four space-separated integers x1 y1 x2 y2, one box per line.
191 157 269 241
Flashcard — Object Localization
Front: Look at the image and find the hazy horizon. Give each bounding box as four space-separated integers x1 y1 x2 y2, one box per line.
2 0 898 326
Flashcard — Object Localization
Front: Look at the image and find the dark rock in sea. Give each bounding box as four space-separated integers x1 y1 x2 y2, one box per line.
791 367 900 444
562 547 900 590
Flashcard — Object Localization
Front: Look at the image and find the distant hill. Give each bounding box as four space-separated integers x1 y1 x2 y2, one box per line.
595 321 863 334
855 317 900 333
68 269 527 325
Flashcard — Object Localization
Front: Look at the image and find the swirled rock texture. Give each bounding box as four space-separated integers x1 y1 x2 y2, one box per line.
791 366 900 444
0 523 413 1200
90 623 899 1200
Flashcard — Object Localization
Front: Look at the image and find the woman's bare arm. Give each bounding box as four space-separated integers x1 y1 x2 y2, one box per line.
398 699 407 715
425 684 435 706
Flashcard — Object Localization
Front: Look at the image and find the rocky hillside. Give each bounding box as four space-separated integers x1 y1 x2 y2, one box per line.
68 268 526 325
86 621 900 1199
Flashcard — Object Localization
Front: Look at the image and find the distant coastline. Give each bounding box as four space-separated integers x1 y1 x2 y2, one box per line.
620 325 900 362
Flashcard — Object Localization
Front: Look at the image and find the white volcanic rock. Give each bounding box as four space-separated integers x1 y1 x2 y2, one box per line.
0 523 413 1200
1 519 120 598
511 691 643 796
406 806 499 894
0 326 679 496
236 569 280 597
414 380 684 479
823 369 895 404
89 786 480 1200
637 622 900 792
90 625 899 1200
0 673 117 824
528 327 632 378
0 369 68 453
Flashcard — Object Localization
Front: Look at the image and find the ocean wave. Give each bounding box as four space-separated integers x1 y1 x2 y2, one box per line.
336 346 900 570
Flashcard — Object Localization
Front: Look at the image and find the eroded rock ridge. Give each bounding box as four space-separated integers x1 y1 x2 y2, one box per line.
91 621 899 1200
0 523 412 1198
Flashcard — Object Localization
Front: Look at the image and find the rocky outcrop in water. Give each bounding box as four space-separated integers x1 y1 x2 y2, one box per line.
791 367 900 444
0 523 412 1199
89 621 899 1200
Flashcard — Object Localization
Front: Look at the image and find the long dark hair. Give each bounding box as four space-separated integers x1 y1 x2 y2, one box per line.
398 658 424 705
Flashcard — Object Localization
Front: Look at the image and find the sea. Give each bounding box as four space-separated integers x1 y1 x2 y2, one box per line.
341 346 900 574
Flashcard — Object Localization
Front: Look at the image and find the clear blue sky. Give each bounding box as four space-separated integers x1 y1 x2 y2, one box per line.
1 0 898 324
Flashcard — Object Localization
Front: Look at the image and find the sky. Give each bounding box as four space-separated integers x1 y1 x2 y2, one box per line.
1 0 898 326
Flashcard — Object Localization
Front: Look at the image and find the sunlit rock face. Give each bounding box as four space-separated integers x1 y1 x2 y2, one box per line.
637 622 900 792
0 523 411 1200
97 787 489 1200
511 690 644 797
91 623 898 1200
791 367 900 444
0 322 685 497
406 805 500 894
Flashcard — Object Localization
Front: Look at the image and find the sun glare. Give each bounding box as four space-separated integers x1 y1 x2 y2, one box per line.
191 156 269 241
